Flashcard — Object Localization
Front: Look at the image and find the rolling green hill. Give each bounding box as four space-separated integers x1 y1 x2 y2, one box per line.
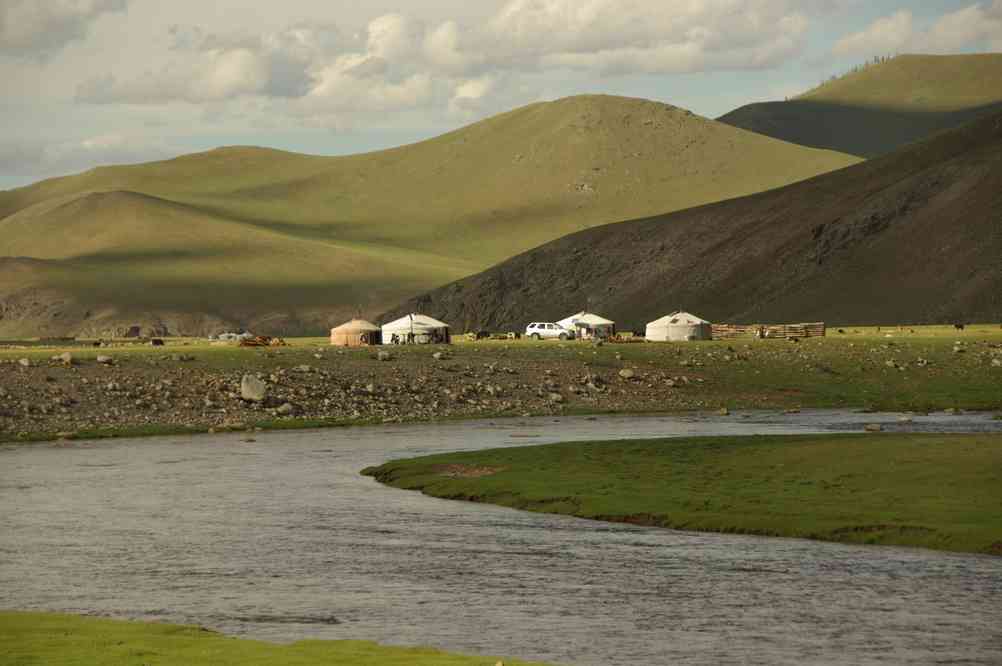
0 95 859 337
719 54 1002 157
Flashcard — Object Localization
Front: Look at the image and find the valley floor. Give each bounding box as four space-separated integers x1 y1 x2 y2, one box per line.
1 326 1000 443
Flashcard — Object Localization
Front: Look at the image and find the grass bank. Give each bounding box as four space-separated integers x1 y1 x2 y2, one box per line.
0 612 550 666
364 433 1002 555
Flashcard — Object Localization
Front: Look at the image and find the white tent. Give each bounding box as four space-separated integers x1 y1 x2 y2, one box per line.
646 311 712 342
381 313 451 344
557 311 616 339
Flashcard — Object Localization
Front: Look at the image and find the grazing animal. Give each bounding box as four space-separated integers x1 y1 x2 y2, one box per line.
954 323 966 331
475 330 491 340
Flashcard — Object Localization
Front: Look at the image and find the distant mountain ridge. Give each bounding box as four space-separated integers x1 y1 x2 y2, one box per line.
720 54 1002 157
385 110 1002 330
0 95 858 337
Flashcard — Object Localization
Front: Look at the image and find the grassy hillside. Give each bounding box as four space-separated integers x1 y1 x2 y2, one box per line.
364 433 1002 555
387 109 1002 329
719 54 1002 157
0 95 858 337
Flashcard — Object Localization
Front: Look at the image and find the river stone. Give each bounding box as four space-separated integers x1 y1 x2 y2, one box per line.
57 352 74 366
276 402 295 416
96 355 114 365
377 351 393 361
18 358 31 368
241 374 267 402
864 423 882 432
618 368 635 380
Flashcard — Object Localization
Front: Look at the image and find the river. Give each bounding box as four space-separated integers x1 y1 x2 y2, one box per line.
2 410 1001 665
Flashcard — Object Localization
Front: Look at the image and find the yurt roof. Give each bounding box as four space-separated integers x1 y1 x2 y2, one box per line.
381 313 450 331
332 318 380 333
647 311 711 327
558 311 615 327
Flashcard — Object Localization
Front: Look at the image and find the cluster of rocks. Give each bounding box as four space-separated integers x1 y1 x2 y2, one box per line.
0 348 710 440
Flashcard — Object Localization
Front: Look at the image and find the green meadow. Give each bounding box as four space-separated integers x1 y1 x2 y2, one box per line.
365 432 1002 555
0 612 550 666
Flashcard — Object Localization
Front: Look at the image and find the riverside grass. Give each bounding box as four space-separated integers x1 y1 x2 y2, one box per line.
364 432 1002 556
0 612 550 666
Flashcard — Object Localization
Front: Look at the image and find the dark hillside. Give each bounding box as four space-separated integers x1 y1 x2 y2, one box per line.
719 54 1002 157
386 111 1002 331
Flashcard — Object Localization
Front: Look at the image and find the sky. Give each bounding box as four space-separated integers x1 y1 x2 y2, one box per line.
1 0 1000 189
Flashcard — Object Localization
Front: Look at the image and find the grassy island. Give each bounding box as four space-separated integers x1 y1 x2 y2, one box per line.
364 433 1002 555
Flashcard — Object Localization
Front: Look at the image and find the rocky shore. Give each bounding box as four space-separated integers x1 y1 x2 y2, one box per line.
3 333 999 442
0 346 712 441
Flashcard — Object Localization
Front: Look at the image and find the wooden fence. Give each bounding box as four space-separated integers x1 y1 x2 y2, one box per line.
711 322 826 340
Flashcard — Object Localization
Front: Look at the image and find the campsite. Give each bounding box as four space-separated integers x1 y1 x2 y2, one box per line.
2 324 1000 443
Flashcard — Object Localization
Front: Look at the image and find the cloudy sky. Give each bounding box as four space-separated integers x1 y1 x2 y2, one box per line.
1 0 1000 189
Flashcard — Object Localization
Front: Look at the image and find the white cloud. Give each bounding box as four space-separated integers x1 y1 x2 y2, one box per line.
76 1 818 110
476 0 810 74
0 0 128 59
76 23 333 104
449 75 495 115
833 2 1002 56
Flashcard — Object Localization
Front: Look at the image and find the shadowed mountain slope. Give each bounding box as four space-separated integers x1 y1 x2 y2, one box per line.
0 95 858 337
720 54 1002 157
386 111 1002 331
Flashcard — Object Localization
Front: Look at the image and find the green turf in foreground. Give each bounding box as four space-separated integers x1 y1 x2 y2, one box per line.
364 433 1002 556
0 612 550 666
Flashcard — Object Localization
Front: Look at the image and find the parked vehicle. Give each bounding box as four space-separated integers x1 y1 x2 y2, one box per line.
525 322 575 340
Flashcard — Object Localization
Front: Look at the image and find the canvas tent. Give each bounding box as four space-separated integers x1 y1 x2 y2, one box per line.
381 313 451 344
557 311 616 340
646 311 712 341
330 319 381 347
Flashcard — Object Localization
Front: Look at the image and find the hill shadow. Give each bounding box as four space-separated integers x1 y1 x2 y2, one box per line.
719 100 1002 158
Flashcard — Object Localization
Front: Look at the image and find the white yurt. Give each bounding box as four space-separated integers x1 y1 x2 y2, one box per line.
646 311 712 341
381 313 451 344
557 311 616 340
330 319 381 347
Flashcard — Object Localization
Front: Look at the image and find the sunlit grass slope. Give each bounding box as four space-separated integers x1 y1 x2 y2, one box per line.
0 612 551 666
0 95 858 336
720 53 1002 156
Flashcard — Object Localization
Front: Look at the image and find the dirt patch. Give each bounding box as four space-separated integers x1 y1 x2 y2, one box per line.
433 463 508 479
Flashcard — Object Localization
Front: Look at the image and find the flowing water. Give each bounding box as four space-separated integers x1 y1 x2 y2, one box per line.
2 411 1001 665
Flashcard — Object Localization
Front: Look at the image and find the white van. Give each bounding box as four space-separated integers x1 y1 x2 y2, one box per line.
525 322 575 340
